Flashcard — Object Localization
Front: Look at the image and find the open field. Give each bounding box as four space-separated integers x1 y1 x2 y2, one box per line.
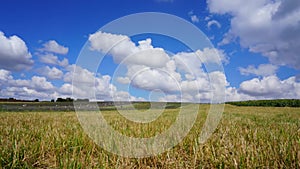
0 104 299 168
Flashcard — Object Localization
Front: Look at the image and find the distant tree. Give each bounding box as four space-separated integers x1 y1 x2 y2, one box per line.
76 98 89 102
51 99 55 102
34 99 39 102
56 98 65 102
56 97 74 102
66 97 74 102
8 98 15 101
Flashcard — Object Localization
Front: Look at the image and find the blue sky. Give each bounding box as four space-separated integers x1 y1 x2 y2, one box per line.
0 0 300 102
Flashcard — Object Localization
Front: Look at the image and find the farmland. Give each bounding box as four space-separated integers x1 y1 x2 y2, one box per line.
0 103 299 168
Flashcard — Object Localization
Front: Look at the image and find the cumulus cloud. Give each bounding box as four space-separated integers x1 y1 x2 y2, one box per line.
37 40 69 68
64 64 95 84
225 87 255 101
129 66 180 93
0 31 34 71
272 0 300 20
2 87 50 100
88 31 228 102
0 69 13 82
239 64 278 77
40 40 69 55
11 76 55 92
58 83 73 95
208 0 300 69
0 63 143 101
174 48 228 74
225 75 300 101
38 66 64 80
38 53 69 67
159 72 227 103
239 75 300 99
63 64 143 101
0 71 57 100
89 31 170 68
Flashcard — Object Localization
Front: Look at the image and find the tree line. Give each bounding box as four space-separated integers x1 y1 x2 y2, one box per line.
226 99 300 107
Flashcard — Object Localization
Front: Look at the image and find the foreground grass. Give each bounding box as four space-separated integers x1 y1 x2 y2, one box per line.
0 105 299 168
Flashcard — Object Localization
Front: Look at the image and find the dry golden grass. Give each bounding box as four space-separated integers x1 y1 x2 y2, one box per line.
0 105 299 168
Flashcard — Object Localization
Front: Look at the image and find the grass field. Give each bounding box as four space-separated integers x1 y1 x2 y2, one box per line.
0 104 299 168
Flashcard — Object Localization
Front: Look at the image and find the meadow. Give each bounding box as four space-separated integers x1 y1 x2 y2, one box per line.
0 104 299 168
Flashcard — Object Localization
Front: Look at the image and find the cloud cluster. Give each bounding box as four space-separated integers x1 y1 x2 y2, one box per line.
37 40 69 69
0 32 139 101
38 66 64 80
0 31 34 71
64 65 145 101
85 29 299 102
208 0 300 69
0 69 55 99
1 29 299 102
38 53 69 67
40 40 69 55
239 64 278 77
239 75 300 99
89 31 227 102
0 64 144 101
89 32 170 68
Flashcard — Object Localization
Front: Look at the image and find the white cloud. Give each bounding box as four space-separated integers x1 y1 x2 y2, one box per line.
89 32 229 102
89 31 170 68
173 48 228 74
40 40 69 55
26 76 55 91
159 94 180 102
207 20 221 29
217 32 235 46
0 63 144 101
239 75 300 99
239 64 278 77
197 48 228 64
64 65 104 98
179 71 227 102
190 15 200 23
0 74 56 100
1 87 50 100
0 69 13 82
3 75 54 92
38 53 69 67
129 66 180 93
188 11 200 23
58 58 69 67
0 31 33 71
225 74 300 101
59 83 73 95
208 0 300 69
225 87 255 101
38 66 63 80
63 64 143 101
116 77 130 84
64 64 95 84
